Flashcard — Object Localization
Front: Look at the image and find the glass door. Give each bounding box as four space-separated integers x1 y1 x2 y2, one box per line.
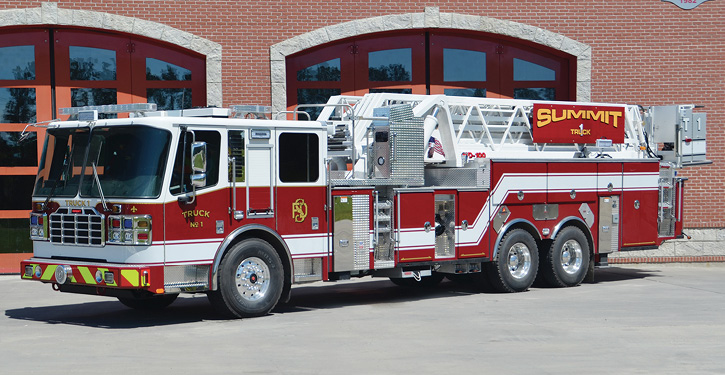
53 29 133 118
354 33 427 95
429 32 500 98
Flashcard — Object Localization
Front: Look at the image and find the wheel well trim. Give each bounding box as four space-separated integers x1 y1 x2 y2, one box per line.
492 219 542 259
551 216 596 254
210 224 293 291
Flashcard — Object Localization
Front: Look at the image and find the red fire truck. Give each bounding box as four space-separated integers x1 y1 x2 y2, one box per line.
19 94 707 318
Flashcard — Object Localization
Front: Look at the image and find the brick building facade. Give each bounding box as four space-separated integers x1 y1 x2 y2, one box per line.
0 0 722 270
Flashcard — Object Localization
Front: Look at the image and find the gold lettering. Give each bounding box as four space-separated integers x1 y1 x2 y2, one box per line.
610 111 622 128
537 106 623 130
537 108 551 127
567 110 585 119
182 209 211 219
587 110 605 123
552 109 567 123
64 200 90 207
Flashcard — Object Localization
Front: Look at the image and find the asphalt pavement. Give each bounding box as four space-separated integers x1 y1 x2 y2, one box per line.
2 263 724 374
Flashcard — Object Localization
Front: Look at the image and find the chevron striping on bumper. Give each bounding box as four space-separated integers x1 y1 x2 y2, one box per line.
121 269 140 287
77 266 96 284
41 265 57 281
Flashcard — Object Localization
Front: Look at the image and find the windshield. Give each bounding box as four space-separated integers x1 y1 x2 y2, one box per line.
34 125 171 199
33 127 89 198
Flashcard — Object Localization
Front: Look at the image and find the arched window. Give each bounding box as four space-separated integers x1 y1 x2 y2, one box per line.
287 30 574 116
0 27 206 255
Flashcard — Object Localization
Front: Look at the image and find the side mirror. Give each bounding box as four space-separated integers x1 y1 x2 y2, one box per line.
190 141 207 187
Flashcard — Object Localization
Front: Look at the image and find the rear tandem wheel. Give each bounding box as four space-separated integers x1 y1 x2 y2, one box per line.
484 228 539 293
541 226 590 287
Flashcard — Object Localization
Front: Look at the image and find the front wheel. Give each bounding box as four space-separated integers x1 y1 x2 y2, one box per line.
485 228 539 293
209 239 284 318
541 226 590 287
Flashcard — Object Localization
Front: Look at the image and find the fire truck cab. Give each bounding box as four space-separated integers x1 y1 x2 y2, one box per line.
20 94 707 318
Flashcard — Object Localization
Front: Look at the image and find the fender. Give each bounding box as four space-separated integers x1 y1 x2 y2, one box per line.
492 219 541 259
209 224 293 291
551 216 596 254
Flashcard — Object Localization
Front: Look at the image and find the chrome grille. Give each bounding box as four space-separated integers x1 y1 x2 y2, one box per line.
49 207 105 246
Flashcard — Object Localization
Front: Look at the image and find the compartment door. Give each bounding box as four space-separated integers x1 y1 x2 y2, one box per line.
396 191 435 263
333 194 370 272
621 162 659 248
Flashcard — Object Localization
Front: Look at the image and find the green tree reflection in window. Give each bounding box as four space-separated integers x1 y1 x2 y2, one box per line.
0 88 36 123
444 88 486 98
69 46 116 81
146 58 191 81
147 88 192 110
368 49 412 82
297 58 341 82
514 88 555 101
297 88 340 119
0 46 35 80
0 131 37 166
71 88 117 119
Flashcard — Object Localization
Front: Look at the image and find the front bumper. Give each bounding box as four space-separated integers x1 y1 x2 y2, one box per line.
21 258 163 293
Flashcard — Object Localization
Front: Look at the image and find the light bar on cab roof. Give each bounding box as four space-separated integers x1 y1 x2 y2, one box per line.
59 103 157 115
230 105 272 119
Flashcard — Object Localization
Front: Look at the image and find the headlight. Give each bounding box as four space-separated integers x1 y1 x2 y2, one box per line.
29 213 48 241
107 215 152 245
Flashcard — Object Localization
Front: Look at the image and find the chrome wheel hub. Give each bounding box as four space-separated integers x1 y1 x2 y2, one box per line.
235 257 270 302
560 239 583 275
507 243 532 280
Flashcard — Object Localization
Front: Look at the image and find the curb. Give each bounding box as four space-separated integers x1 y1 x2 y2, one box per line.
608 256 725 264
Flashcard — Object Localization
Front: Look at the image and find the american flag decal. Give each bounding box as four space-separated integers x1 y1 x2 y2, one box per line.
428 136 445 157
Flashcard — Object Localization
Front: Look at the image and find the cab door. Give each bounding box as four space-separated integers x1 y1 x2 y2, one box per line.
246 128 275 217
275 131 328 264
163 127 225 264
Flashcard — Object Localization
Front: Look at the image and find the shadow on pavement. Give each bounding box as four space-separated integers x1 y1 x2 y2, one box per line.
5 266 658 327
5 296 220 329
276 279 479 314
589 266 661 284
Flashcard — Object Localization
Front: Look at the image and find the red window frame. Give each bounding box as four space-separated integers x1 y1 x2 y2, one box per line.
429 32 501 97
53 29 134 118
0 29 53 219
287 30 576 109
353 32 427 95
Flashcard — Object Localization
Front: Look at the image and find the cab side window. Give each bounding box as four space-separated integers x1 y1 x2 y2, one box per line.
228 130 245 182
278 133 319 183
170 129 220 195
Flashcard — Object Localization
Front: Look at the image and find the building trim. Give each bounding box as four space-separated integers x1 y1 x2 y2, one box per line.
270 6 592 113
0 2 222 107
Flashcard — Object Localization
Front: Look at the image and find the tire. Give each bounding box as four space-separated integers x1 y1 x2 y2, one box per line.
583 257 595 283
208 239 284 318
118 293 178 310
389 272 444 287
485 228 539 293
541 226 590 287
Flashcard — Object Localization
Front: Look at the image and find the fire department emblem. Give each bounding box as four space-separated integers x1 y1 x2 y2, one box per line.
662 0 711 9
292 199 308 223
